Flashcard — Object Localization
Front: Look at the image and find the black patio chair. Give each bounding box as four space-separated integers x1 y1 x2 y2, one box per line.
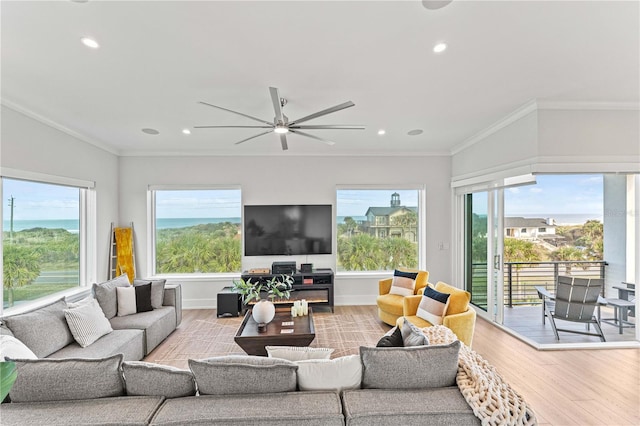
537 276 606 342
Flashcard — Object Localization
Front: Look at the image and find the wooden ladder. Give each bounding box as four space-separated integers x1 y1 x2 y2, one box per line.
109 222 136 282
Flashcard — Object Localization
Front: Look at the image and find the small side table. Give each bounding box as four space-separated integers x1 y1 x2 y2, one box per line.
601 298 635 334
217 286 243 318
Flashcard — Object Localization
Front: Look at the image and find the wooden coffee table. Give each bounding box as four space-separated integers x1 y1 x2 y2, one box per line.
234 307 315 356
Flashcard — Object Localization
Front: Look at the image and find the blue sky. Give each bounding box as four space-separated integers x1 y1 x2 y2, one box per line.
2 179 79 221
472 174 603 217
3 176 604 221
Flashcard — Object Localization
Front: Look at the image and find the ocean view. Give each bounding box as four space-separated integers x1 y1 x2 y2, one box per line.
2 214 600 234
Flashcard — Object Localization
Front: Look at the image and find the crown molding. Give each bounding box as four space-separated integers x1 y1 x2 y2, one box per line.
118 149 452 158
536 101 640 111
1 99 121 156
450 99 538 156
450 100 640 156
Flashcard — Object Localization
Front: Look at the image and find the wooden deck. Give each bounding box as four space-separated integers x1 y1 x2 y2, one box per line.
502 305 637 345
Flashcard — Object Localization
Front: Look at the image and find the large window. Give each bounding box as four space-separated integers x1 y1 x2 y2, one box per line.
336 188 423 272
151 188 242 274
2 178 85 309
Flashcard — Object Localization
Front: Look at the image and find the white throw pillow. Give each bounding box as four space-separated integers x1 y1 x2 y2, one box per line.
0 335 37 360
116 286 137 316
63 298 113 348
265 346 333 361
295 355 362 391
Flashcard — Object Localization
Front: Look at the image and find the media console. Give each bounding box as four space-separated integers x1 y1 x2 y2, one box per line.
240 268 334 312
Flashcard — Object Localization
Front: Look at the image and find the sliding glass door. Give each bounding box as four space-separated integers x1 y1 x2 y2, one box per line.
464 190 504 323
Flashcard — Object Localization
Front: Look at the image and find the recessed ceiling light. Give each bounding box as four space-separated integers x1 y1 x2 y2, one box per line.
408 129 424 136
182 129 191 135
141 128 160 135
377 129 386 135
80 37 99 49
433 42 447 54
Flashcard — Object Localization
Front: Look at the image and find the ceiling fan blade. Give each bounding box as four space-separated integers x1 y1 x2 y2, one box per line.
234 130 273 145
289 125 365 130
194 125 273 129
269 87 285 124
279 134 288 151
198 101 272 126
289 101 355 125
289 129 335 146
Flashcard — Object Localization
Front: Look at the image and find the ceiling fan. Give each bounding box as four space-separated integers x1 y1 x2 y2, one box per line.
195 87 364 151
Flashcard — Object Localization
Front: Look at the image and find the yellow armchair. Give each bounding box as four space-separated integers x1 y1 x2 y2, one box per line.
376 269 429 326
397 281 476 347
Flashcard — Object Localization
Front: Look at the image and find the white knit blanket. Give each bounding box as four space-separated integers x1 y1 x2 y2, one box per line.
422 326 537 426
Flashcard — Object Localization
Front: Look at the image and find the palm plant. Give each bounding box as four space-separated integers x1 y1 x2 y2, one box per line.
232 275 294 304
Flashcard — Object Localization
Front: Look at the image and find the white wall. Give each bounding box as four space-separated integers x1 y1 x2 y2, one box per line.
118 155 453 309
0 106 120 283
452 106 640 180
451 110 539 180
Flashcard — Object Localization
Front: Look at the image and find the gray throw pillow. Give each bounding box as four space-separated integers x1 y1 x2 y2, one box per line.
8 354 125 402
401 318 429 346
189 356 298 395
360 340 460 389
134 278 166 309
92 274 131 319
1 298 74 358
122 361 196 398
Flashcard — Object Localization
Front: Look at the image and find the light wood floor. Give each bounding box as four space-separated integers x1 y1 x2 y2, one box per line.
149 306 639 426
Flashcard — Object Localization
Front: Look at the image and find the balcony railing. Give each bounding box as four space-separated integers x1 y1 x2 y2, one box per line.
470 261 607 308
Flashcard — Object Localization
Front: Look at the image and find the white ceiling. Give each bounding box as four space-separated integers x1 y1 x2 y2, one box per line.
2 0 638 156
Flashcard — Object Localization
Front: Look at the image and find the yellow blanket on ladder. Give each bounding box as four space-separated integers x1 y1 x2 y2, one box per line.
114 227 135 283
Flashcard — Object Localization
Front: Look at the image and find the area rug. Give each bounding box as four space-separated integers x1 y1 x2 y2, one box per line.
146 306 391 369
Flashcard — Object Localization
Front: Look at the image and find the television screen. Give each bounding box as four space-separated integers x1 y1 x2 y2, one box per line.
244 204 332 256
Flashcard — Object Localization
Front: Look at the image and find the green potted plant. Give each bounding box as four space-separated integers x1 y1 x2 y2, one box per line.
1 361 17 402
232 275 294 326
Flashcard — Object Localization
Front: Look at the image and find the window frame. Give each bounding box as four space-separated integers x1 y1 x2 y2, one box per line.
335 184 426 275
147 184 242 278
0 168 96 315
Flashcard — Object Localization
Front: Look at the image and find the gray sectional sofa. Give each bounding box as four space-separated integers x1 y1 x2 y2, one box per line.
0 342 484 426
0 278 182 361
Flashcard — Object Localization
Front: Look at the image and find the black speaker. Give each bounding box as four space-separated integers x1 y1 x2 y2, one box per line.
301 263 313 273
217 287 242 317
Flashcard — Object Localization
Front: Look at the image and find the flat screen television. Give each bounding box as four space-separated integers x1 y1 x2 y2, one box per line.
244 204 332 256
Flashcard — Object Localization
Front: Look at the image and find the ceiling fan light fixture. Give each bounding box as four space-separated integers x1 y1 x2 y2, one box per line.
274 125 289 134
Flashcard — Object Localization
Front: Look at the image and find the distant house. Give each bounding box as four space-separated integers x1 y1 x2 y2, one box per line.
363 193 418 242
504 217 556 239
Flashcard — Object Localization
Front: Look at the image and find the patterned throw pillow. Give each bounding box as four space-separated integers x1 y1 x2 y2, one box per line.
416 286 451 325
63 298 113 347
388 270 419 296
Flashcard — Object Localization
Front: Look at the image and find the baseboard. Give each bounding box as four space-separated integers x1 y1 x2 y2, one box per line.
182 296 377 310
183 298 216 310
